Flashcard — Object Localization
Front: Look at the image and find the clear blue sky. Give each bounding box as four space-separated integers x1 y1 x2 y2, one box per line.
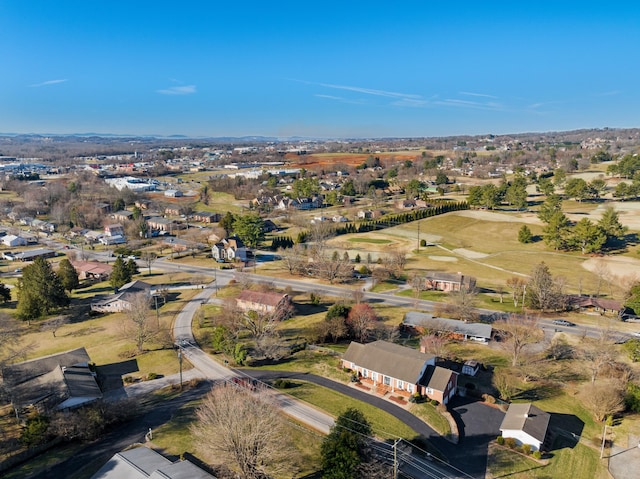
1 1 639 138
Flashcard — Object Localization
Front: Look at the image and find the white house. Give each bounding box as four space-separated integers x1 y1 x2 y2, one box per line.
500 403 551 452
2 235 27 247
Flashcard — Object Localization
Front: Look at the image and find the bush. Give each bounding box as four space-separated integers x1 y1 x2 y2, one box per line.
496 436 505 445
625 383 640 412
273 378 293 389
147 372 159 380
521 444 532 455
505 437 517 449
310 292 321 305
234 343 248 365
420 239 427 247
20 415 50 446
533 450 542 460
482 393 496 404
430 399 439 406
123 375 136 383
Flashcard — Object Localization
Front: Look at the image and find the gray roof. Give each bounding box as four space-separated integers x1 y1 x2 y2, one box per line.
2 348 102 410
343 340 433 384
404 312 492 340
419 365 457 391
500 403 550 443
2 347 91 387
91 447 216 479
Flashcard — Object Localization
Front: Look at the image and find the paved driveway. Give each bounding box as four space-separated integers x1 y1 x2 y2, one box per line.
247 370 503 478
448 395 505 478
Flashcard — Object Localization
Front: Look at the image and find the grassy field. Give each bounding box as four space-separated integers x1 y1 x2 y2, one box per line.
6 273 200 377
487 441 607 479
275 380 421 441
152 394 322 477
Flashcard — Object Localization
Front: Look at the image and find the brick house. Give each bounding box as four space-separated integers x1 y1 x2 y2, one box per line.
342 340 458 404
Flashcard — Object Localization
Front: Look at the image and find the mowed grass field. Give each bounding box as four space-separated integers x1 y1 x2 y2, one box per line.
320 208 632 297
6 273 201 378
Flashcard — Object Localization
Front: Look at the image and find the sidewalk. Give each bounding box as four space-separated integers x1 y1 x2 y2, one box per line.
608 434 640 479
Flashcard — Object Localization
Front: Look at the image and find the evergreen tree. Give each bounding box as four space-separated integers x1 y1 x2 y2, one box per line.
518 225 533 244
0 282 11 302
58 258 80 293
110 256 132 290
233 213 265 248
126 258 139 276
16 257 69 322
321 408 373 479
598 206 628 246
219 211 235 236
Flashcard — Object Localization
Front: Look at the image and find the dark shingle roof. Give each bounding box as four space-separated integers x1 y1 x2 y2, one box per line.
419 365 456 391
500 403 550 443
342 340 433 384
2 347 91 387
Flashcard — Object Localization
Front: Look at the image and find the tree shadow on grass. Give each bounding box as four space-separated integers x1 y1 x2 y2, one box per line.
512 384 561 401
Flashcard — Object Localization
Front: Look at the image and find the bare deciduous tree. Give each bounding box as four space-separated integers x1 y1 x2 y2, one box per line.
278 244 307 275
580 336 616 383
191 383 294 479
506 276 526 308
495 314 544 367
448 286 478 322
141 251 158 276
41 315 70 338
123 292 156 354
420 334 449 359
580 381 625 421
347 303 378 342
493 369 520 402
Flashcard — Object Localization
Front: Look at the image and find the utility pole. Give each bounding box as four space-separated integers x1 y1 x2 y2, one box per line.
178 349 183 391
154 294 160 329
393 438 400 479
417 223 420 251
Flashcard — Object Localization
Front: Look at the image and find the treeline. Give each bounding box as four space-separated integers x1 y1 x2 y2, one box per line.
271 200 468 250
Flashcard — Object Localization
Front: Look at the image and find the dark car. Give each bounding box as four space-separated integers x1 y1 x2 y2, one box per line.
552 319 575 327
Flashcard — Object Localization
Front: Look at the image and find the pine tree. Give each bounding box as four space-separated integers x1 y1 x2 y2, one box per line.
16 257 69 322
58 258 80 293
110 257 132 290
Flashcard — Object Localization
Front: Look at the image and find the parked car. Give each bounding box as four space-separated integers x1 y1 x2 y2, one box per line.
552 319 575 327
632 332 640 338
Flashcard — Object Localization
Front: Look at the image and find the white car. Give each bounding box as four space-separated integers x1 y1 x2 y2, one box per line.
632 332 640 338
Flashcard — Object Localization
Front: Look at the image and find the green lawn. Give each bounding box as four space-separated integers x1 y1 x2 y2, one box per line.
347 237 392 244
487 441 607 479
409 402 452 436
275 380 421 441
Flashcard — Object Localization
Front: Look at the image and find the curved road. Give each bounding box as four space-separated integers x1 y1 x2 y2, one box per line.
171 279 486 478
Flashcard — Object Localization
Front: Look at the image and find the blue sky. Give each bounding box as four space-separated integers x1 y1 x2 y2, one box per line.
1 1 639 138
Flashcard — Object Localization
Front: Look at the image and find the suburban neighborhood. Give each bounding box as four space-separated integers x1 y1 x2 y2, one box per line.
1 129 640 479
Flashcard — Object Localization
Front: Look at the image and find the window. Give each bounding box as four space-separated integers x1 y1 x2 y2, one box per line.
426 387 434 395
372 372 377 382
362 369 368 378
407 384 413 393
397 380 404 390
384 376 391 386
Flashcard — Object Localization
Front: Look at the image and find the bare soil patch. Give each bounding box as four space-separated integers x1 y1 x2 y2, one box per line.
582 255 640 280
